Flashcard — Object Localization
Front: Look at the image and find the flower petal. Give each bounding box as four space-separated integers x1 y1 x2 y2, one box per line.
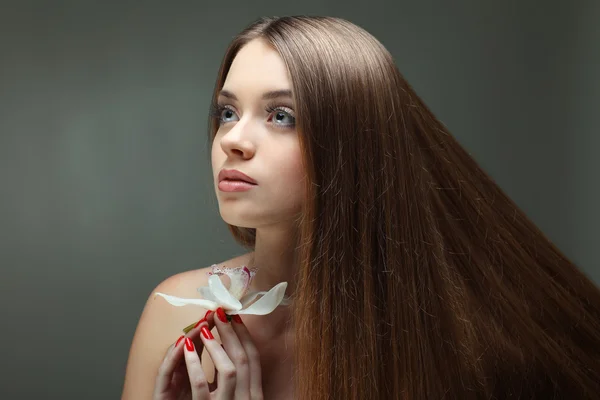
154 292 218 309
239 291 263 307
208 275 242 311
210 265 255 299
229 282 288 315
197 286 218 302
240 291 293 307
227 266 254 299
281 296 291 306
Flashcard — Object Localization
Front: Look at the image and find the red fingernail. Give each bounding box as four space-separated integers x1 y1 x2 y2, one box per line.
184 337 194 351
204 310 213 319
201 326 214 340
175 335 184 346
194 318 206 328
232 314 243 324
216 307 228 323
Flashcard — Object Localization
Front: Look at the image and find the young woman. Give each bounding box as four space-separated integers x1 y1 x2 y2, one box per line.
122 16 600 399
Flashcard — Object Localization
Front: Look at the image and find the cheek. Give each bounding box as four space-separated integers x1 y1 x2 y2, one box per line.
278 149 305 191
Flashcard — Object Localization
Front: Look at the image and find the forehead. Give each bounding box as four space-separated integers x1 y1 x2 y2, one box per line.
223 39 291 91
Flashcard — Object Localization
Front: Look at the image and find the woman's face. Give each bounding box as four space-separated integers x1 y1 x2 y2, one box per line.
211 39 305 229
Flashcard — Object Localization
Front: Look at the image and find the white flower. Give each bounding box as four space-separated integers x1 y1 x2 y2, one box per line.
154 265 289 317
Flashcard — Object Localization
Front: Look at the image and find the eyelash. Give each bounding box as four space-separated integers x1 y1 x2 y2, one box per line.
209 102 296 128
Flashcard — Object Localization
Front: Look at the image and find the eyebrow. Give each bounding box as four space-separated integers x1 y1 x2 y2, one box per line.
218 89 293 101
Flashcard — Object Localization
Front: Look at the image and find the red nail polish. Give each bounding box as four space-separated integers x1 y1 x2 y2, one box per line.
232 314 243 324
194 318 206 328
204 310 213 319
184 337 194 351
216 307 228 323
175 335 184 346
201 326 214 340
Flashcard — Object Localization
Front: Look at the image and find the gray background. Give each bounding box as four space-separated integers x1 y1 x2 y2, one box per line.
1 1 598 399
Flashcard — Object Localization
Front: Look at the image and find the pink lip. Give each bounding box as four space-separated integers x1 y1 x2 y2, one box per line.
218 169 257 185
218 180 255 192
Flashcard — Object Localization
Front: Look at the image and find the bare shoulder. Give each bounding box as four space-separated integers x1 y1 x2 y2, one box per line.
121 251 254 399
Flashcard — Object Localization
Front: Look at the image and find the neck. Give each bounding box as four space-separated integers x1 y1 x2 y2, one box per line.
247 224 300 299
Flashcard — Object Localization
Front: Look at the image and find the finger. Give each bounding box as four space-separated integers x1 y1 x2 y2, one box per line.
171 360 189 390
214 307 252 398
198 316 237 399
190 311 215 357
208 362 219 393
230 314 264 399
155 311 214 395
207 344 224 393
186 310 215 359
183 337 211 399
185 311 217 387
154 335 186 394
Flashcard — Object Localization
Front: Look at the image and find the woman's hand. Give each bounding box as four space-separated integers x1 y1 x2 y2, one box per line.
153 308 264 399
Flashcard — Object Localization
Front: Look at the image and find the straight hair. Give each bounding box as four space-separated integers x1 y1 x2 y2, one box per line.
208 16 600 399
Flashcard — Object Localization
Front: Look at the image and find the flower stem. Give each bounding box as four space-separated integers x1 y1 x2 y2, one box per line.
182 321 196 334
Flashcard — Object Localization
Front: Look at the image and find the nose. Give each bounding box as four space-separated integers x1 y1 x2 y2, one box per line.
219 120 256 159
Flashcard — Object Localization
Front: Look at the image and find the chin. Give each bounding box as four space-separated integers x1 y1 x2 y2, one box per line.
219 211 257 229
218 203 303 228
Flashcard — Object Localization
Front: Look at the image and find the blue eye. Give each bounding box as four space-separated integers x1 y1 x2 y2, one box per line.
220 106 238 123
209 103 238 124
267 106 296 127
209 102 296 128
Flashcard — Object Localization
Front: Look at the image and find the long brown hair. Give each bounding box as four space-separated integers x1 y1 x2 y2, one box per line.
208 16 600 399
